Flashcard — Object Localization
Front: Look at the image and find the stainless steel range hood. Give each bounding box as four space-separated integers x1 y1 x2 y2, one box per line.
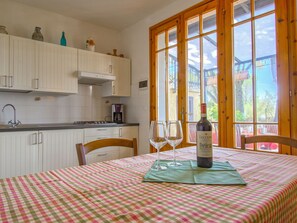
78 71 116 85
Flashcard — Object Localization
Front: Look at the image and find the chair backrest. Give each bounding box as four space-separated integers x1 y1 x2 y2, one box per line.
76 138 137 165
241 135 297 151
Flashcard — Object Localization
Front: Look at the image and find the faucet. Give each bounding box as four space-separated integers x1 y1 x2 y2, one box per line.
2 104 21 127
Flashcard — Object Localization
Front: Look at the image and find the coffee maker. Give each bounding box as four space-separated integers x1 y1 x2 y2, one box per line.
112 104 124 123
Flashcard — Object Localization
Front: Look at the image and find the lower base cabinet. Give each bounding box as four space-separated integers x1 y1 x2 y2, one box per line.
0 126 138 179
84 126 139 165
41 129 83 172
0 131 41 179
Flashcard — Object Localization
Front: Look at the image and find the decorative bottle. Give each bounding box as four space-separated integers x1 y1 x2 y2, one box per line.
196 103 213 168
32 27 44 41
60 31 67 46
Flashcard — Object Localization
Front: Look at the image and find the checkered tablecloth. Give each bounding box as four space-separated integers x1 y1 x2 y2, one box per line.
1 147 297 222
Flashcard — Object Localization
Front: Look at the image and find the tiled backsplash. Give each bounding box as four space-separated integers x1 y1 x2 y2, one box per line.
0 85 120 124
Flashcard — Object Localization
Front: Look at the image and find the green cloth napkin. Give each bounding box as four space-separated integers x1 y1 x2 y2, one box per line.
143 160 247 185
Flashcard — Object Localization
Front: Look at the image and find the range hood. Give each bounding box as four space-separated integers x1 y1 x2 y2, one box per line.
78 71 116 85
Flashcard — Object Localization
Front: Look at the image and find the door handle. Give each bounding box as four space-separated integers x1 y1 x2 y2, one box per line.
32 133 38 145
33 78 39 89
109 65 112 73
8 76 13 88
2 75 8 87
38 132 43 144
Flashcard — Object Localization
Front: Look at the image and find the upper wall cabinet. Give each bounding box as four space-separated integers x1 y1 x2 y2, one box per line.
102 56 131 97
0 34 9 89
9 35 36 91
0 34 78 94
35 42 78 93
78 49 113 75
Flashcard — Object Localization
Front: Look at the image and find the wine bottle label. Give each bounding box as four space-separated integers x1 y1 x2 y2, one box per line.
196 131 213 158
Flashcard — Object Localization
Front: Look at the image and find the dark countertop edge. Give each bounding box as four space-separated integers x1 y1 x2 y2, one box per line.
0 123 139 132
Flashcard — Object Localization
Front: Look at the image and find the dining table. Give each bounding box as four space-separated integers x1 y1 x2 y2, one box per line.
1 146 297 222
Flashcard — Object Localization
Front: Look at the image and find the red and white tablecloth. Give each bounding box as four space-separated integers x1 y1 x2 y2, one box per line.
1 147 297 222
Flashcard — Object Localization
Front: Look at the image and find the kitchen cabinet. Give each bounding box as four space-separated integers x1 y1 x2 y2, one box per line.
78 49 113 75
83 126 138 164
0 131 41 179
84 127 119 164
0 126 138 178
119 126 139 157
102 57 131 97
0 34 9 89
0 34 78 93
35 42 78 93
9 35 36 91
41 129 83 171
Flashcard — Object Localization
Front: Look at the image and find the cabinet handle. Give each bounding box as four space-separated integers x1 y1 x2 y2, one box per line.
32 133 38 145
8 76 13 88
109 65 112 73
97 153 108 157
97 129 107 131
112 84 115 95
119 128 122 137
38 132 43 144
33 78 39 89
2 75 8 87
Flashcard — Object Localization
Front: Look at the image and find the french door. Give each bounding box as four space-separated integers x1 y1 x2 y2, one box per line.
150 0 291 154
150 1 218 150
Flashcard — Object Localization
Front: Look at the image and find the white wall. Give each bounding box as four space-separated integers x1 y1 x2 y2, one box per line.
0 0 121 53
0 0 121 124
0 85 120 124
121 0 203 154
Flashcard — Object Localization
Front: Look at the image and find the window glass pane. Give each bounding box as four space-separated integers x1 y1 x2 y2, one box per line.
234 22 253 122
188 123 218 144
157 32 165 50
203 33 218 122
187 17 199 38
256 124 278 152
203 10 216 33
168 27 177 47
255 15 277 123
255 0 275 16
187 38 201 121
157 51 166 121
235 124 254 148
212 122 219 145
168 48 178 120
233 0 251 24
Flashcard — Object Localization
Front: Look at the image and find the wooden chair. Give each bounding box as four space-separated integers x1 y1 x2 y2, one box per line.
241 135 297 151
76 138 137 165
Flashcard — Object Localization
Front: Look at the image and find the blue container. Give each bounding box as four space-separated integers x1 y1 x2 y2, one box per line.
60 31 67 46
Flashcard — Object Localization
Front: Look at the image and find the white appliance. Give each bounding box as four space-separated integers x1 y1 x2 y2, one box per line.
78 71 116 85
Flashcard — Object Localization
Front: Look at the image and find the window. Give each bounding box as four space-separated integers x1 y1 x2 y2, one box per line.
150 0 291 153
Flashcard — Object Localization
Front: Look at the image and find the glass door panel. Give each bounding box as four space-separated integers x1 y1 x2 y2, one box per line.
232 0 278 152
185 8 218 145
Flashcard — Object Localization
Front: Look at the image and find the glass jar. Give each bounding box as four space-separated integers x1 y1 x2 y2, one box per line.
0 25 8 34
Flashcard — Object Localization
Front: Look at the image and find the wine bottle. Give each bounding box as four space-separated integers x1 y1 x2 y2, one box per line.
196 103 213 168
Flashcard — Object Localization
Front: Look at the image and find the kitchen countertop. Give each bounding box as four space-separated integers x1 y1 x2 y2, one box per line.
0 123 139 132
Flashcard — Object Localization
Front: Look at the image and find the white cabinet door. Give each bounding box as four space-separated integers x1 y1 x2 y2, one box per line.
102 57 131 97
36 42 78 93
78 50 113 75
119 126 139 158
0 131 41 179
0 34 9 89
9 36 36 90
41 129 83 171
